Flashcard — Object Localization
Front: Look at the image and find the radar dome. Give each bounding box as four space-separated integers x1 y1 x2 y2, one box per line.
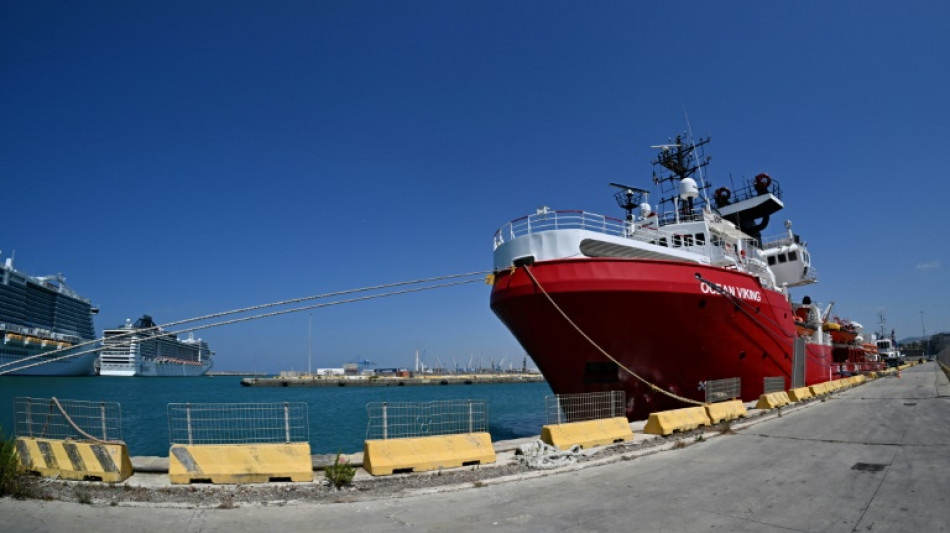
639 202 651 215
679 178 699 200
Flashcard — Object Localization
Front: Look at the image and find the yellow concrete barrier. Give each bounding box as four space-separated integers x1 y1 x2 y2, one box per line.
541 417 633 450
787 387 813 402
15 437 132 482
643 406 712 436
704 400 747 424
755 391 791 410
363 432 496 476
168 442 313 484
809 382 830 396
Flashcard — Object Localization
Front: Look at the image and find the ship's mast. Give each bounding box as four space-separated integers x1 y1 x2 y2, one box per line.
651 134 711 219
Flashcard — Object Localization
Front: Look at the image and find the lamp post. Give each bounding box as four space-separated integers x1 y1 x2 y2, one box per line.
308 313 312 377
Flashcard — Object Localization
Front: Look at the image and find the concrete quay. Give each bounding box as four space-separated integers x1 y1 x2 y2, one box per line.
3 362 948 532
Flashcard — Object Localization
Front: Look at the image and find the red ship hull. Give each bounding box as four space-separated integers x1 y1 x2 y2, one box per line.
490 258 832 421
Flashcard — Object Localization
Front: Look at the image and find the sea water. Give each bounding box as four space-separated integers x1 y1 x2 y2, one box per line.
0 376 551 456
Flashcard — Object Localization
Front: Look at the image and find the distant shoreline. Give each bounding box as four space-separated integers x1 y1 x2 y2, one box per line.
240 373 545 387
206 371 268 377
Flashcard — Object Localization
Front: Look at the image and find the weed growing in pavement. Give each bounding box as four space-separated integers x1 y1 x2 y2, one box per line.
0 426 24 498
324 452 356 489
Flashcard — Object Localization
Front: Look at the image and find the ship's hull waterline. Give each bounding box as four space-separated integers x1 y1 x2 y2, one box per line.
0 345 98 376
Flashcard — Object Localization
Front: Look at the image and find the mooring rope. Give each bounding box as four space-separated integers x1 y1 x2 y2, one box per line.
0 272 489 375
693 273 831 368
693 272 796 339
520 265 703 406
50 397 119 444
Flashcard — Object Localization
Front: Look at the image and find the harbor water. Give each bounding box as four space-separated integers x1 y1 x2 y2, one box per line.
0 376 551 457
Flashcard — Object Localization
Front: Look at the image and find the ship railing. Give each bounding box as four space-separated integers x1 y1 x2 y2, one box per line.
545 390 625 425
167 402 309 445
15 397 123 442
713 177 784 207
494 210 627 249
763 376 786 394
0 323 71 341
705 378 741 403
653 209 707 227
365 399 488 440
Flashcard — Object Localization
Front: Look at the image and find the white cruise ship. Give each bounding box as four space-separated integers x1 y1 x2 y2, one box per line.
99 315 214 377
0 251 99 376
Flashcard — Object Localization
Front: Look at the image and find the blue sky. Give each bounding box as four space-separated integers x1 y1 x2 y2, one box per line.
3 1 948 372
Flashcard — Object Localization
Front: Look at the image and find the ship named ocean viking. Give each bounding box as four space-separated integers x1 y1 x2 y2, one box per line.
489 133 838 420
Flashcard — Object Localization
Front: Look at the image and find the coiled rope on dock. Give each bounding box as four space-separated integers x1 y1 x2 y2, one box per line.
519 265 703 407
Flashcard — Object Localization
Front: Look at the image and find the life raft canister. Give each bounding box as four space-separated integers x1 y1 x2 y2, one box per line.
754 173 772 194
714 187 731 206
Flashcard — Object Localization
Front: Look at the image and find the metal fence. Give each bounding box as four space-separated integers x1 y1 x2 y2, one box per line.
545 390 625 425
167 402 309 445
365 399 488 440
763 376 786 394
14 396 123 442
705 378 741 403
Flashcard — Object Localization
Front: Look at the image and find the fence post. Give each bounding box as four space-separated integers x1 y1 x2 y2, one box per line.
101 402 107 441
26 400 32 437
557 395 564 424
468 399 473 433
186 403 193 445
382 402 388 440
284 402 291 443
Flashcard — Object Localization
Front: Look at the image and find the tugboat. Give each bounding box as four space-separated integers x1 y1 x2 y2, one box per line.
489 132 834 420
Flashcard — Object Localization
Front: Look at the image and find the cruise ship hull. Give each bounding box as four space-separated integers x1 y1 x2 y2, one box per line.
100 358 212 377
0 345 97 376
490 258 831 421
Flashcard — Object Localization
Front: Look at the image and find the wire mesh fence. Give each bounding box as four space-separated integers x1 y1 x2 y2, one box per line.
705 377 741 403
167 402 309 445
365 399 488 440
545 390 625 425
763 376 786 394
14 396 123 442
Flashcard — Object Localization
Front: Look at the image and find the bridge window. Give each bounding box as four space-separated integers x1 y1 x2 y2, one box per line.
695 233 705 245
778 253 788 263
787 251 798 261
767 256 776 266
672 235 682 247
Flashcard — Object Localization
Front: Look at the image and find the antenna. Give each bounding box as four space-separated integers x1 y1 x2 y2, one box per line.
608 182 649 221
683 107 711 206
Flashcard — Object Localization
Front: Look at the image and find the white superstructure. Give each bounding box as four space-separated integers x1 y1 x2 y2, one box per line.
99 315 213 377
0 251 99 376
